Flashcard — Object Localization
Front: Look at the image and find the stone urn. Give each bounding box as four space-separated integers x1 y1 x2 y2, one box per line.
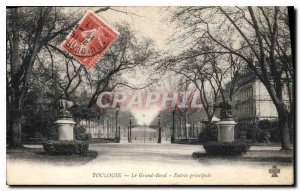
214 101 236 142
55 99 76 141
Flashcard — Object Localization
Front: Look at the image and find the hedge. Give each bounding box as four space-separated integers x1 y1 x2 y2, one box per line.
199 124 218 142
203 141 251 156
235 120 281 143
43 140 89 156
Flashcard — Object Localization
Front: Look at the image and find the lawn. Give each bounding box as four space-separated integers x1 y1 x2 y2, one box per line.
7 147 98 166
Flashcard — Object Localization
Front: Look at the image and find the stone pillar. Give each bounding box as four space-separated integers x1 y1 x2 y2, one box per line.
55 118 76 140
216 120 236 142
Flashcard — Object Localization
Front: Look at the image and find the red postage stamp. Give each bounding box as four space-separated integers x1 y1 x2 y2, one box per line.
61 10 119 69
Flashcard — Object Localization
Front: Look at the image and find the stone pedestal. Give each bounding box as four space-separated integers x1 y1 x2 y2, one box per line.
55 118 76 140
216 119 236 142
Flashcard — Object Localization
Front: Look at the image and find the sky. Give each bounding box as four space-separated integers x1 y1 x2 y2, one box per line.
98 7 175 49
96 7 176 125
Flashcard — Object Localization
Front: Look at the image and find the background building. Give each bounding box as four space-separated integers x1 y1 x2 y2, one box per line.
216 66 290 123
234 70 277 122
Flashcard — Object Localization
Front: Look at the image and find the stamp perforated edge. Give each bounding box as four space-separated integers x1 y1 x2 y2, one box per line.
60 10 120 69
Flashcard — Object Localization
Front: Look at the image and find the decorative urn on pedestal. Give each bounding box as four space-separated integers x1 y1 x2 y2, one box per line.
215 101 236 142
43 99 89 156
202 101 250 156
55 100 76 140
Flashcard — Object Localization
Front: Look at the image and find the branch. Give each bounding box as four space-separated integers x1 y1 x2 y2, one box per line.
219 7 260 60
46 7 110 41
109 8 143 18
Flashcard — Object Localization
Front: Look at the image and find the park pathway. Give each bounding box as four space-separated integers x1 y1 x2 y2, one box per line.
89 142 202 166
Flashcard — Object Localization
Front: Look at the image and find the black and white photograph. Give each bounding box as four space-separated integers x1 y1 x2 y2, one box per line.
5 4 295 186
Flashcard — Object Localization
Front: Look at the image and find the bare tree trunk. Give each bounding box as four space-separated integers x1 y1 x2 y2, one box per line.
174 118 177 140
288 100 294 142
8 86 24 147
179 116 182 139
185 113 188 139
288 115 294 141
106 120 109 138
7 8 22 147
177 121 180 139
192 122 195 138
103 118 105 138
8 109 22 146
277 106 291 150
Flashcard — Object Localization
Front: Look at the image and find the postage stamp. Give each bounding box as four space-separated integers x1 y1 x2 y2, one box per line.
61 10 119 69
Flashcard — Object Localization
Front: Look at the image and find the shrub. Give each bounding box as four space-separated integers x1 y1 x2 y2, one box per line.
22 108 59 140
270 121 280 142
246 122 258 141
203 141 251 156
113 137 120 143
234 122 248 140
256 128 270 143
43 140 89 156
235 120 280 143
75 133 90 141
259 119 272 130
200 124 217 142
74 125 90 141
256 120 271 143
74 125 86 134
30 107 59 140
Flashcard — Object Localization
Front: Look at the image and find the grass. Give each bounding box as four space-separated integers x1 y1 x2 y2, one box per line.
192 149 293 164
7 147 98 166
174 139 292 148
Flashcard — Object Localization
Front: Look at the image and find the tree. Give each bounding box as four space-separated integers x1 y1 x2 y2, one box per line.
36 54 85 100
158 50 240 125
87 24 157 108
167 6 293 149
6 7 111 146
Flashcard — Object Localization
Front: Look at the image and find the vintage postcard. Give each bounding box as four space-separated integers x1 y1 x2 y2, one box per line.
6 6 295 185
